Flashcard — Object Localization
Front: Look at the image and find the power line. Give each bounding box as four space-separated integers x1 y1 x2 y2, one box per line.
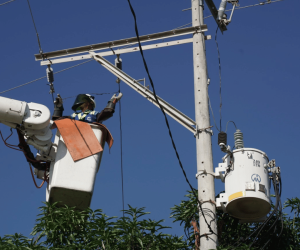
208 94 220 132
0 59 93 94
182 0 286 13
215 27 222 132
126 0 217 237
118 82 125 217
0 0 16 7
26 0 44 57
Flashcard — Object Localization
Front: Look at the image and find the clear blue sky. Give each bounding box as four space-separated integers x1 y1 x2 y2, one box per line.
0 0 299 239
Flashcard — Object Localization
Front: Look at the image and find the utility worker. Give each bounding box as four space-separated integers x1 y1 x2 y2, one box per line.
51 93 122 123
70 93 122 123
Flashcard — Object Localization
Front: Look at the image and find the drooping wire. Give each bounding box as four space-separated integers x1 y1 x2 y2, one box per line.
109 47 126 216
126 0 217 237
26 0 44 58
0 59 94 94
62 92 118 101
28 163 45 188
215 27 222 132
225 120 237 132
0 128 23 151
208 94 220 132
118 80 125 217
0 0 16 7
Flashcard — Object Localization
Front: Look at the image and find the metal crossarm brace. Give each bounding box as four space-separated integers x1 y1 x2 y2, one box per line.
35 25 207 61
90 52 196 134
40 38 195 66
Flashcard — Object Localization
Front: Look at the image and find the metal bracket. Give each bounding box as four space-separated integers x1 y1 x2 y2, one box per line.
216 193 228 212
194 125 213 137
264 159 280 174
35 25 208 61
199 199 216 206
214 163 227 182
196 169 215 179
90 52 197 134
218 0 239 26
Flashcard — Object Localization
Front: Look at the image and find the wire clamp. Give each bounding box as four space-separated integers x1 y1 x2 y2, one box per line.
194 125 213 137
196 169 215 179
199 199 216 206
216 193 228 212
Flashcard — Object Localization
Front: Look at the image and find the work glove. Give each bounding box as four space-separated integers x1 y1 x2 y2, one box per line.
52 94 64 120
111 92 123 104
54 94 63 107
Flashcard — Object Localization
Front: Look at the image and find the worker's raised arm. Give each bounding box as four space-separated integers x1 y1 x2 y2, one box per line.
96 93 123 123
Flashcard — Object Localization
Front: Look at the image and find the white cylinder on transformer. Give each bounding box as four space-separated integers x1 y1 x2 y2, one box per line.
222 148 271 220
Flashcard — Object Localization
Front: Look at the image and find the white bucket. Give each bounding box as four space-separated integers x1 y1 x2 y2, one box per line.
46 124 106 210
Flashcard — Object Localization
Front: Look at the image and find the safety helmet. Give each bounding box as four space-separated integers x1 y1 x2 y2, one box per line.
72 94 96 112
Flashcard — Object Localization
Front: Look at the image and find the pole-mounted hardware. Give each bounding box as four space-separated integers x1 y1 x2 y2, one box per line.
46 65 55 103
217 0 239 26
90 52 197 134
204 0 228 32
194 125 213 138
115 55 122 84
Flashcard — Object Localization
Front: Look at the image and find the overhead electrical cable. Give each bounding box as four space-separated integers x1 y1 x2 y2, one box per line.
126 0 217 237
0 59 93 94
215 27 222 132
208 94 220 132
26 0 44 58
182 0 286 13
63 92 118 101
108 47 126 216
0 0 16 7
118 80 125 217
225 120 237 132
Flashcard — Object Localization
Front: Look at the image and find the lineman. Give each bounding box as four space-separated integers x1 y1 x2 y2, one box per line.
52 93 122 123
70 93 122 123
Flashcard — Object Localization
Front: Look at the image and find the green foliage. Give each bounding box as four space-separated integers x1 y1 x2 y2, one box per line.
1 202 188 250
170 190 300 249
1 194 300 249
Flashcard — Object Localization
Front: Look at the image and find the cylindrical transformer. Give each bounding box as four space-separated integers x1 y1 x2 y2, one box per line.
222 148 271 220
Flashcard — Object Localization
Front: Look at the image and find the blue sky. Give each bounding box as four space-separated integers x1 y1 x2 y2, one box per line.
0 0 299 240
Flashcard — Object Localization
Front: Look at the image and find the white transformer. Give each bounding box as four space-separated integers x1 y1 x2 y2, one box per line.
215 129 273 221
